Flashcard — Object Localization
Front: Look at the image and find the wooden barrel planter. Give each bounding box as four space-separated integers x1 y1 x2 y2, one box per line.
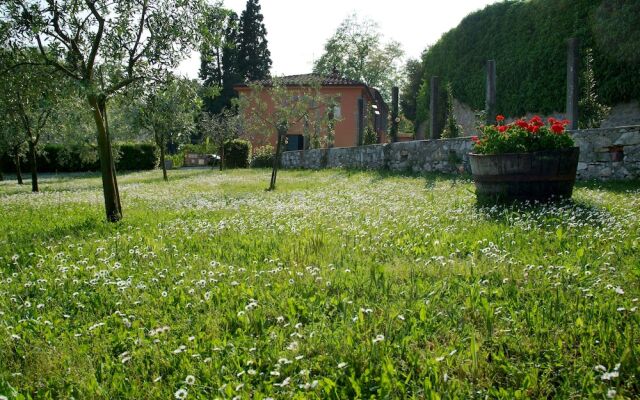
469 147 580 203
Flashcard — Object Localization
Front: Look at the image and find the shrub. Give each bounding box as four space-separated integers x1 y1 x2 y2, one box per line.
116 143 158 171
223 139 251 168
251 145 275 168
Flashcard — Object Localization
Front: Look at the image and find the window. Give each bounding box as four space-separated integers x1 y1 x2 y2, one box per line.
333 105 341 119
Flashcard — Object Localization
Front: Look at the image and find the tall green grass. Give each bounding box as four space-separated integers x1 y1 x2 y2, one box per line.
0 169 638 399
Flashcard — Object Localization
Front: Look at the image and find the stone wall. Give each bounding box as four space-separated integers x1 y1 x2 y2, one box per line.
572 125 640 180
281 126 640 180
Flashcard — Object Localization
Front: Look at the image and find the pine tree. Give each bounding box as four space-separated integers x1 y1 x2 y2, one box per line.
238 0 272 82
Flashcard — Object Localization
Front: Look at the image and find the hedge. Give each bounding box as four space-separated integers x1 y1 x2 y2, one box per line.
413 0 640 125
0 143 158 173
223 139 251 168
250 145 275 168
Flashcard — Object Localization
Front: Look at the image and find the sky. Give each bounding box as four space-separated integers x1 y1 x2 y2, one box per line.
178 0 499 79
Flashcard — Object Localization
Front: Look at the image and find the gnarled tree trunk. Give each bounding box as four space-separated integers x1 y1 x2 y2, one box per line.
89 94 122 222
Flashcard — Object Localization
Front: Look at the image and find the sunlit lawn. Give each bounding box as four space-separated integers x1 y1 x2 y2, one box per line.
1 169 639 399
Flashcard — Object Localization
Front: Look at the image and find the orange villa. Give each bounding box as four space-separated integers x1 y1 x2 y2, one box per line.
234 71 389 151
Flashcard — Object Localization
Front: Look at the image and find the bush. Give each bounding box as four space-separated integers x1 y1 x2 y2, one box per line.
223 139 251 168
116 143 158 171
0 143 158 173
251 145 275 168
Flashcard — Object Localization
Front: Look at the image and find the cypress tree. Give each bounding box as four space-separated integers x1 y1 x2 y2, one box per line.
238 0 272 82
200 10 241 115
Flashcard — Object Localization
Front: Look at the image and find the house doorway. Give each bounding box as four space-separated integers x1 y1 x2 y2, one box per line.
286 134 304 151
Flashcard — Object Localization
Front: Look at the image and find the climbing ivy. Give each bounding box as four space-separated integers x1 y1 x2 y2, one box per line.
414 0 640 126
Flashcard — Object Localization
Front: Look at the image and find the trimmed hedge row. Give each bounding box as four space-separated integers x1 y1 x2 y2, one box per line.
0 143 158 173
414 0 640 125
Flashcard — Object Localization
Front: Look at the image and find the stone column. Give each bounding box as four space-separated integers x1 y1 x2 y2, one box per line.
485 60 497 125
391 86 399 143
566 38 579 130
430 76 442 139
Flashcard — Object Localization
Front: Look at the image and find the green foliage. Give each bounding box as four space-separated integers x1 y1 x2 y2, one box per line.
363 126 378 145
0 143 157 172
413 0 640 126
116 143 158 171
0 169 639 398
400 58 423 125
250 145 275 168
473 117 574 154
237 0 272 82
442 83 461 139
223 139 251 168
579 48 611 129
199 6 242 115
313 13 404 103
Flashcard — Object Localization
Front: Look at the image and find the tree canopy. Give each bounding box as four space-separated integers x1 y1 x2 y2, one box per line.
1 0 209 221
313 13 404 103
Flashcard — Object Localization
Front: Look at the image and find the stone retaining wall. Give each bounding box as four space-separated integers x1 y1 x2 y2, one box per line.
281 126 640 180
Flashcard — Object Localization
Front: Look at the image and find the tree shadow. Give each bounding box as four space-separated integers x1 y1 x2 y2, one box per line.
575 179 640 194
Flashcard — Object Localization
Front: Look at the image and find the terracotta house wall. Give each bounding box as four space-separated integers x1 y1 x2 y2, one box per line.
236 85 385 151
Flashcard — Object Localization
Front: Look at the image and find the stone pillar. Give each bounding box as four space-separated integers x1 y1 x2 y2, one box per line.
430 76 442 139
357 98 364 146
391 86 399 143
485 60 497 125
566 38 579 130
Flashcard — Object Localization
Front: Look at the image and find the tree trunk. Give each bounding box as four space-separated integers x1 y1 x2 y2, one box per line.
89 95 122 222
14 154 23 185
219 141 224 171
159 143 168 182
28 141 38 192
269 128 286 191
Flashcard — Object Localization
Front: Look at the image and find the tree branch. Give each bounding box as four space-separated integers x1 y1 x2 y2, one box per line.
85 0 105 79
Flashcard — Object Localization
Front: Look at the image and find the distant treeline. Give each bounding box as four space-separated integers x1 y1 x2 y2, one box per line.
406 0 640 126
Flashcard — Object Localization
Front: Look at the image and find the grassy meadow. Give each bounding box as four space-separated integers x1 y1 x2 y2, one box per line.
0 169 639 399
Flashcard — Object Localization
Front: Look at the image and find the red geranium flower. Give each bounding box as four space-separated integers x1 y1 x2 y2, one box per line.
516 119 528 129
471 136 479 143
527 125 540 134
498 125 508 133
529 115 543 126
551 123 564 134
496 115 505 122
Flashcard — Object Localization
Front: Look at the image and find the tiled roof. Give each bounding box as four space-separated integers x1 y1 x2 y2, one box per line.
235 73 367 88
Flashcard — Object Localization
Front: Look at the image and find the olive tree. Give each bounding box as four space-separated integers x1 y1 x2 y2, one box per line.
199 108 238 171
129 75 201 181
0 51 62 192
237 78 336 190
2 0 207 221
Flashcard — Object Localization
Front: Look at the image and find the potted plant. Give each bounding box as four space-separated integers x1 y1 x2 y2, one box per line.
469 115 579 203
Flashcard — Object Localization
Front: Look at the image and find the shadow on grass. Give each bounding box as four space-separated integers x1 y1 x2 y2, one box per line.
333 167 471 190
575 179 640 193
